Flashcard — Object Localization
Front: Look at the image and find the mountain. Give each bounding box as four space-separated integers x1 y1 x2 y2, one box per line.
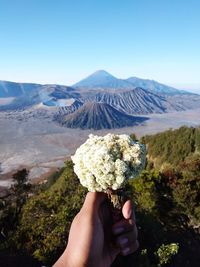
0 80 41 97
80 87 188 114
73 70 134 90
73 70 190 95
55 99 83 116
126 77 188 95
39 85 80 107
59 102 148 129
0 82 80 110
1 75 199 115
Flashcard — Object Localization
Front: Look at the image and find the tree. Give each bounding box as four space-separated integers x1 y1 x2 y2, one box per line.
11 168 31 214
13 161 87 264
0 169 31 250
172 155 200 228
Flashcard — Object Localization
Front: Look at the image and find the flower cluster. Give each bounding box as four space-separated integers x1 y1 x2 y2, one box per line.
71 133 146 192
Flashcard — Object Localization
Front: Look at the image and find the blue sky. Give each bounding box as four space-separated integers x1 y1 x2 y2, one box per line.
0 0 200 92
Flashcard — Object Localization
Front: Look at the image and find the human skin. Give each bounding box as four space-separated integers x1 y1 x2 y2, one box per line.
53 192 139 267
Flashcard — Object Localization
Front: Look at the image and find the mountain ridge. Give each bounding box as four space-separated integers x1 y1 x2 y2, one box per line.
126 76 189 95
1 73 200 129
0 80 41 98
73 70 191 95
80 86 196 114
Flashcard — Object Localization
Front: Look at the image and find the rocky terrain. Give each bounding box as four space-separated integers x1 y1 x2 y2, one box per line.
59 102 148 129
57 99 83 116
80 88 184 114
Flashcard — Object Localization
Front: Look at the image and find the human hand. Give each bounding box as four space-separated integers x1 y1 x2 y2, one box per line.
53 192 139 267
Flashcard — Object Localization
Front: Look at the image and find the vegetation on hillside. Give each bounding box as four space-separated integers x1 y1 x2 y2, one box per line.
142 126 200 169
0 126 200 267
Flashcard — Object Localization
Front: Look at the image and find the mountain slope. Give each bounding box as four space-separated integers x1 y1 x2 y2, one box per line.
126 77 188 95
142 126 200 168
73 70 134 89
0 82 80 110
0 80 41 97
73 70 190 95
60 102 148 129
55 99 83 116
39 85 81 107
81 87 187 115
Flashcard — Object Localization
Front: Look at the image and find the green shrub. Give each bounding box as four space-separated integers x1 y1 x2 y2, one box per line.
156 243 179 266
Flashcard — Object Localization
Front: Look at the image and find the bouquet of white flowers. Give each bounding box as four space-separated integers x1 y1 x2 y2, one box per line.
72 133 146 208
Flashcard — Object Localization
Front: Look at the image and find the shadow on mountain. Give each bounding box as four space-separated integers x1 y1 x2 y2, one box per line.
60 102 149 130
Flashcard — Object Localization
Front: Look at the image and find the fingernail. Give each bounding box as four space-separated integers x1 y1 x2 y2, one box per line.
113 227 124 235
122 247 130 256
127 208 132 219
119 238 128 246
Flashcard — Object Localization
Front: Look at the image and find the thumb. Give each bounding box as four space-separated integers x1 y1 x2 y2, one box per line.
122 199 133 220
83 192 106 213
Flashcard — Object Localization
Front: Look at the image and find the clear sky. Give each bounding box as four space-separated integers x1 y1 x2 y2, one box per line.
0 0 200 92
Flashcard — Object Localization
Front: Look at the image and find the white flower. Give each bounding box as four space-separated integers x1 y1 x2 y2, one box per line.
71 133 146 192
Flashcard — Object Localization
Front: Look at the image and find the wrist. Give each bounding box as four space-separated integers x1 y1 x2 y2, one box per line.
54 248 87 267
53 249 71 267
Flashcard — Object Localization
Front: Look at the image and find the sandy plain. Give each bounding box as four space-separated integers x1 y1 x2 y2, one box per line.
0 107 200 187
